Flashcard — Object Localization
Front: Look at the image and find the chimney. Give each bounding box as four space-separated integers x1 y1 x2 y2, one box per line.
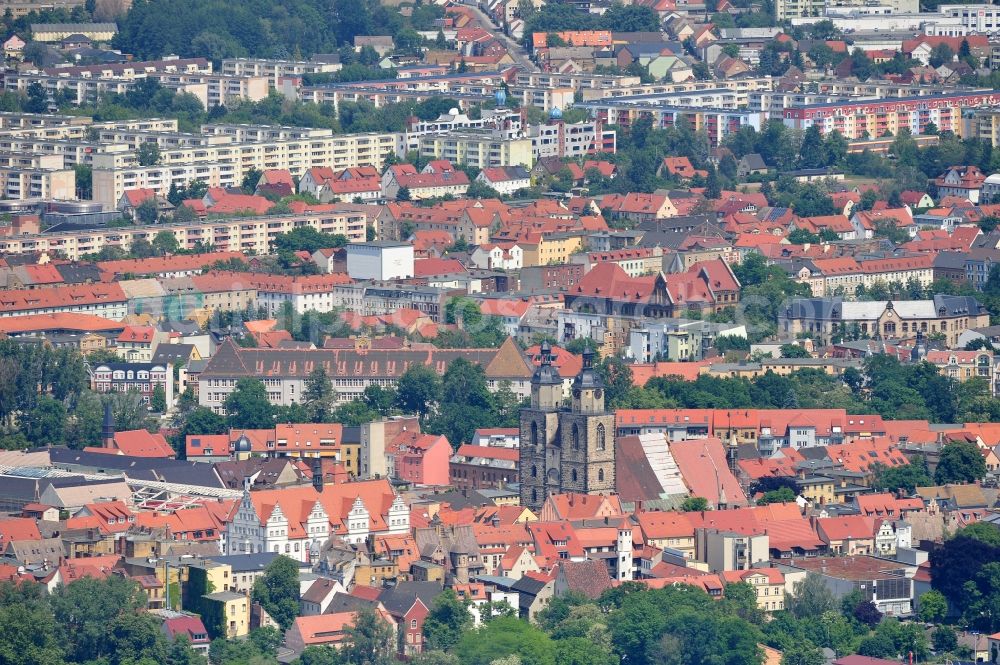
102 400 114 448
312 458 324 492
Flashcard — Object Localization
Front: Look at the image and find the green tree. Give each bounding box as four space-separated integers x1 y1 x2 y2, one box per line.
21 396 66 446
798 125 828 169
136 141 161 166
917 589 947 622
779 344 810 358
781 644 824 665
787 574 837 619
135 198 160 224
932 626 957 653
303 366 336 422
224 378 274 429
251 555 300 630
150 385 167 412
680 497 709 512
342 608 395 665
153 230 180 255
934 440 988 484
362 384 397 417
74 163 93 199
0 581 64 665
396 363 441 421
24 81 49 113
49 575 147 663
871 460 931 494
757 487 797 505
428 358 495 447
456 616 555 665
424 589 472 651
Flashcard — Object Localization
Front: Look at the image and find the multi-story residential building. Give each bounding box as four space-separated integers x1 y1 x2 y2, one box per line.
782 91 1000 139
925 350 995 393
779 295 990 346
577 100 762 146
30 22 118 41
527 120 617 159
0 283 128 318
153 73 270 108
792 254 935 297
627 319 748 362
414 132 533 169
248 274 355 316
0 208 368 260
449 444 519 490
221 57 343 86
90 361 174 406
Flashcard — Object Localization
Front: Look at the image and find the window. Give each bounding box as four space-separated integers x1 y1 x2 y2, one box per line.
572 423 580 449
598 469 605 482
410 619 417 629
572 469 577 482
596 423 606 451
531 421 538 448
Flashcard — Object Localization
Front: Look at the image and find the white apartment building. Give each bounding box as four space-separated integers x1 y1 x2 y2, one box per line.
528 121 617 159
415 132 534 169
221 58 343 86
90 125 406 206
0 209 367 260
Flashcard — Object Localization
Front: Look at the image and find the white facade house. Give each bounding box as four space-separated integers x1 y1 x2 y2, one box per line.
469 243 523 271
226 482 410 562
346 242 415 280
476 166 531 196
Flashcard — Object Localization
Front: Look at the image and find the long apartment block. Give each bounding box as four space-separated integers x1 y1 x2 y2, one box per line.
0 208 369 260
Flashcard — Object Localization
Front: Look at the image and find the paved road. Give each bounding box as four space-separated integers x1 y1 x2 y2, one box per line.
462 1 540 72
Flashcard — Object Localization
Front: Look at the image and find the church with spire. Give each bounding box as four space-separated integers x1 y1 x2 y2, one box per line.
519 343 616 509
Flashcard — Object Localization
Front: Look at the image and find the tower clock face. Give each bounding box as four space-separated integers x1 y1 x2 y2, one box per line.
573 388 581 399
594 389 603 399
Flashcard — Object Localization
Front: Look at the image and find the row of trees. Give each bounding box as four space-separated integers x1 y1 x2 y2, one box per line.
0 342 161 451
172 355 523 455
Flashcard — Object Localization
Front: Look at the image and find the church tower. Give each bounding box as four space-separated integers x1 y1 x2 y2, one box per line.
558 348 615 496
520 341 562 509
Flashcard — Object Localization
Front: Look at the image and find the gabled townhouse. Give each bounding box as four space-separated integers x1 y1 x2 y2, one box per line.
382 161 470 200
850 208 915 239
470 242 523 271
659 156 707 181
719 568 786 611
299 166 383 203
226 479 409 560
598 192 676 225
795 214 855 240
935 165 987 203
476 166 531 196
388 432 451 486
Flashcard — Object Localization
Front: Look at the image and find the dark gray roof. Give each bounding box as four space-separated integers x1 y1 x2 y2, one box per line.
48 448 225 488
159 320 202 335
378 581 444 617
208 552 310 572
740 153 767 170
326 593 379 614
151 344 196 364
54 263 103 284
932 294 987 316
933 251 967 270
